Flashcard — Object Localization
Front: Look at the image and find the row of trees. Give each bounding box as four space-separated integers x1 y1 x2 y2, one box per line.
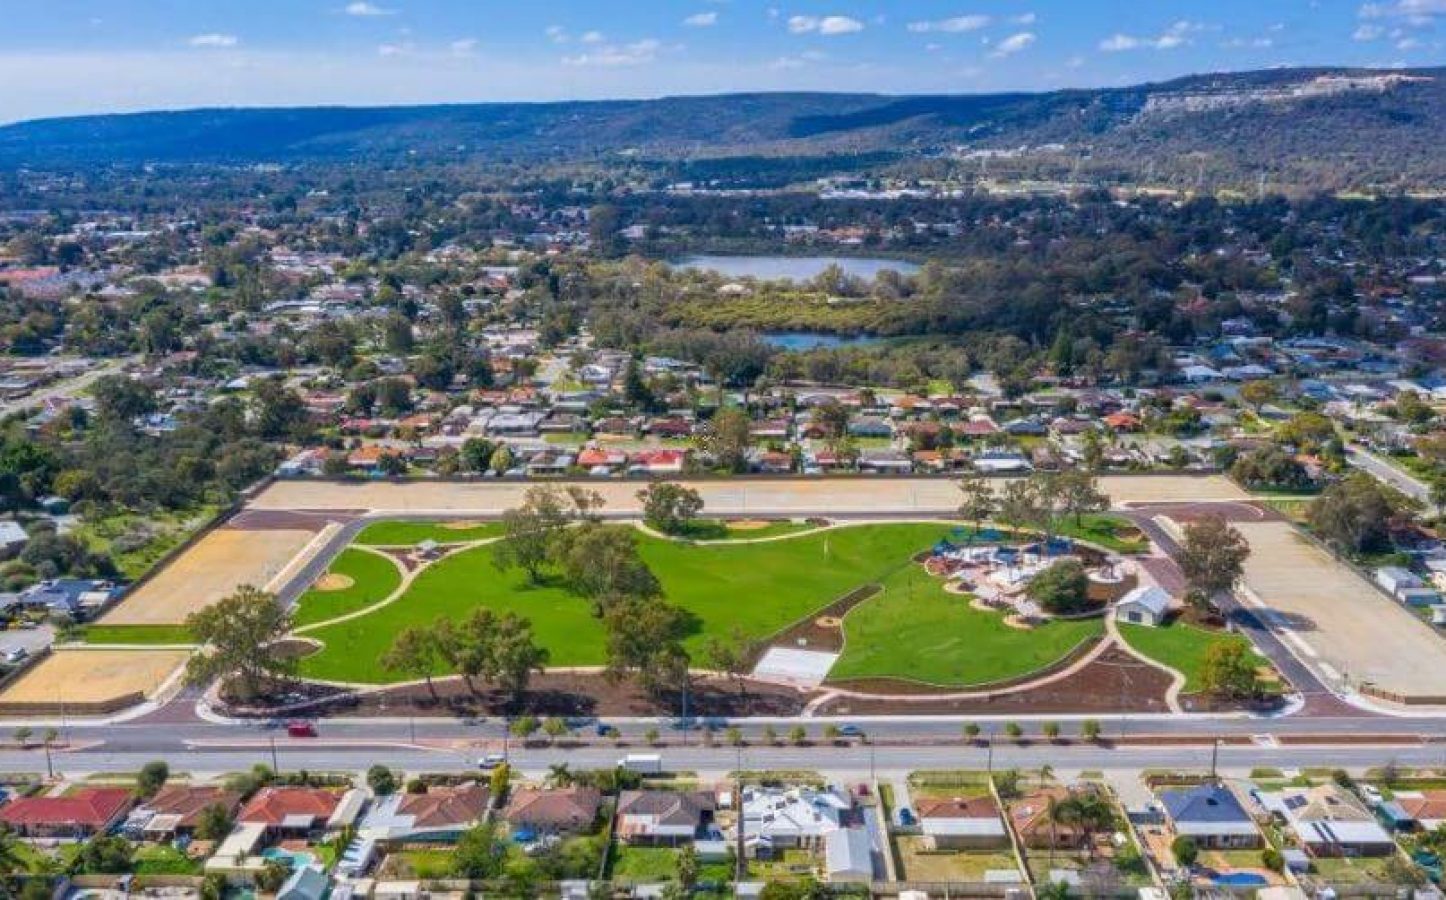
383 608 549 702
492 486 693 695
957 470 1110 539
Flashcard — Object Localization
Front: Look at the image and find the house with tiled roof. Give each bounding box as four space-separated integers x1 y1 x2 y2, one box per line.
1384 789 1446 832
916 795 1008 850
1008 787 1093 851
1158 783 1260 849
0 787 132 838
616 790 717 846
629 449 688 475
360 783 490 843
1258 784 1394 858
237 787 351 836
126 785 241 839
504 786 602 835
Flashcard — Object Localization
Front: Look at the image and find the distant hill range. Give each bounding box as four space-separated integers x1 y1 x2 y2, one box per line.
1 66 1443 193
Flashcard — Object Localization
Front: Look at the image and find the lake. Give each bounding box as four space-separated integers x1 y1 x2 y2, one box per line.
675 254 921 281
762 332 883 351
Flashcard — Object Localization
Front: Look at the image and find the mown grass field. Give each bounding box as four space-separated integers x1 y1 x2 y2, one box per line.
827 562 1103 686
292 548 404 627
297 523 1105 688
80 624 196 645
353 520 505 546
1118 622 1256 692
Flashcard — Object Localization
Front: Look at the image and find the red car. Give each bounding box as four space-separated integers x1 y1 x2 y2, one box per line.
286 721 316 738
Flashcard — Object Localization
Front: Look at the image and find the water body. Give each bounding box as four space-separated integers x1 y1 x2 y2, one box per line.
675 254 921 281
762 332 883 351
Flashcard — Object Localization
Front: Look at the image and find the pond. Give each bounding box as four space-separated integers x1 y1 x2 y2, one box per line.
675 254 921 281
762 332 884 351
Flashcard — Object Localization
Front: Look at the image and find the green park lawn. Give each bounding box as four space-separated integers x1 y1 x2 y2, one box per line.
353 520 505 546
827 563 1104 686
1118 622 1256 693
80 624 196 645
297 523 1102 688
292 548 404 627
1054 514 1150 555
673 519 818 541
298 523 946 682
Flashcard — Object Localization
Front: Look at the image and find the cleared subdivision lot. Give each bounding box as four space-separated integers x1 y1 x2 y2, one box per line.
0 649 189 712
251 474 1249 515
100 526 316 625
1233 520 1446 703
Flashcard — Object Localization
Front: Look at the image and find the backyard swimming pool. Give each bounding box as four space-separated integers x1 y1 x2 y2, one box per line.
261 847 317 868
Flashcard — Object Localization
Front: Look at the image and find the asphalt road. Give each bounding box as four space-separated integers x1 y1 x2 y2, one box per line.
0 356 133 419
1348 446 1433 505
1122 513 1335 704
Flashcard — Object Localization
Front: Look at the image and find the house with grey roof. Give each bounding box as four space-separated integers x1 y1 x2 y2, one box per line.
1158 783 1261 849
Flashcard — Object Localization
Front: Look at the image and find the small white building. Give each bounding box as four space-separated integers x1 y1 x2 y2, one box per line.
1115 585 1172 627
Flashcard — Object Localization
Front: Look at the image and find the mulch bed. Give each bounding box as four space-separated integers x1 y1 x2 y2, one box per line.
755 583 881 659
815 646 1174 715
223 673 812 719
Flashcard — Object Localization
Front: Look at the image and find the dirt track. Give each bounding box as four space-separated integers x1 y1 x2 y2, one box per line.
0 649 189 705
100 527 316 625
250 475 1249 515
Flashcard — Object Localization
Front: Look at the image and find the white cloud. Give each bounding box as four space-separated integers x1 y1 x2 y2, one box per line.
1013 12 1038 25
907 15 991 34
1099 20 1204 52
684 12 719 27
1361 0 1446 19
377 42 414 56
344 2 394 16
1354 23 1386 39
450 38 478 56
580 31 606 44
545 25 568 43
769 56 807 70
563 38 661 67
788 15 864 35
991 31 1035 56
188 33 238 48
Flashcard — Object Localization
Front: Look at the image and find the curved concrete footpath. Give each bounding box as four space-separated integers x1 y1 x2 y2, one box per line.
1105 615 1188 713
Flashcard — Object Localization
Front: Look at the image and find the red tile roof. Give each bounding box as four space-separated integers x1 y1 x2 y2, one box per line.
237 787 341 827
0 787 132 828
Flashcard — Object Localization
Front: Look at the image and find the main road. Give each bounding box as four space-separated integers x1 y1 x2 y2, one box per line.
20 729 1446 780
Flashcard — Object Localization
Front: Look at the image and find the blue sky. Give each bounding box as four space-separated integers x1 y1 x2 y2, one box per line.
0 1 1441 123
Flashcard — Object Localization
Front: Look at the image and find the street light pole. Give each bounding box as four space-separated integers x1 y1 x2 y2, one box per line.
270 734 279 773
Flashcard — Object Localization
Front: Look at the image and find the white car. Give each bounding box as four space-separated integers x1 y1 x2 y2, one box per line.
477 753 507 770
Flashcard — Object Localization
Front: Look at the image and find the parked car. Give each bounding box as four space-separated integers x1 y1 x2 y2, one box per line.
286 721 316 738
898 808 917 827
836 724 864 737
477 753 507 770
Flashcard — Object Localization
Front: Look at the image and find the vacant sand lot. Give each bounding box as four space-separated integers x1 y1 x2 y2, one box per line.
101 527 315 625
251 474 1247 515
1234 521 1446 702
0 649 189 709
